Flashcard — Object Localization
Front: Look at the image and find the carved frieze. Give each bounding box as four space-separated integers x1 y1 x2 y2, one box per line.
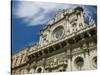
45 53 67 69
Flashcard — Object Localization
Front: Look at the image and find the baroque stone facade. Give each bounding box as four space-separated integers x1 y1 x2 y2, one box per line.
11 6 97 74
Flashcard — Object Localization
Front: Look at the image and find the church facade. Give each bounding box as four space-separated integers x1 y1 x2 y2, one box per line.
11 6 97 74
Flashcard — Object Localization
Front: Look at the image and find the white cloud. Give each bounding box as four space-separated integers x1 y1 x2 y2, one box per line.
13 1 78 26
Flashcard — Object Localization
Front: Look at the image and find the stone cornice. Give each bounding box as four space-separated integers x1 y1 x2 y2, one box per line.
28 24 96 56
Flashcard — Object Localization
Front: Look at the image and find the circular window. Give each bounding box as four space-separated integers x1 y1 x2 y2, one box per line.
74 57 84 70
53 26 64 39
92 56 97 68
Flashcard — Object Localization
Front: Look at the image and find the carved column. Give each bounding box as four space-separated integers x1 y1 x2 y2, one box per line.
66 45 72 71
65 16 70 35
80 12 85 27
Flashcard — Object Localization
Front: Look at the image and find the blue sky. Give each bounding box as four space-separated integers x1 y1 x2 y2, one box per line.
12 1 97 54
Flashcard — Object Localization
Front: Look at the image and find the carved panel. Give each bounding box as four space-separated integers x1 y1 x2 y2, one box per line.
45 52 67 69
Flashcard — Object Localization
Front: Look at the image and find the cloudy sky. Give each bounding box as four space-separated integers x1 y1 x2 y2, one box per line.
12 1 97 54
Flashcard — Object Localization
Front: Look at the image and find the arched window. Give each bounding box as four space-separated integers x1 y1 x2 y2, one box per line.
59 69 63 72
92 56 97 68
36 67 44 73
37 68 42 73
74 57 84 70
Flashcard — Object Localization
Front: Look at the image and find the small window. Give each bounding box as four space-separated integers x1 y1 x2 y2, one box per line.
74 57 84 70
37 68 42 73
92 56 97 68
